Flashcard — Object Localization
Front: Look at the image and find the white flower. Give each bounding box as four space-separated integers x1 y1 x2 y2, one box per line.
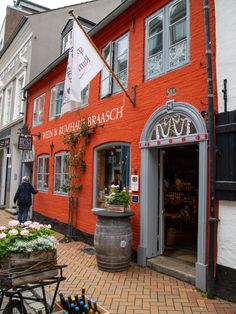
0 226 6 232
0 233 6 239
20 229 29 237
24 221 32 227
9 229 18 236
8 220 20 228
47 224 52 229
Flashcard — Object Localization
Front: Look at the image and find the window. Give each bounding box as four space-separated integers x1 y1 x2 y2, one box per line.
49 82 64 119
54 152 69 194
95 144 130 209
0 95 2 126
37 155 49 191
33 94 45 127
100 33 129 98
14 74 25 119
3 86 12 126
50 81 88 118
145 0 189 80
62 30 72 53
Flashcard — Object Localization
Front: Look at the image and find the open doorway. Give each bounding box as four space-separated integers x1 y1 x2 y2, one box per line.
162 144 198 266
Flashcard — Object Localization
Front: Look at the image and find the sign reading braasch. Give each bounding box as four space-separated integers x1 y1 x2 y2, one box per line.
42 105 124 140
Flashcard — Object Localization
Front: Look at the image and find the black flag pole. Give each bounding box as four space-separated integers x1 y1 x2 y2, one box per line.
69 10 135 107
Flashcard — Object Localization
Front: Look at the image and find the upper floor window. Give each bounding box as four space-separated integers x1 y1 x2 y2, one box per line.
145 0 189 80
0 94 2 127
62 30 72 54
100 33 129 98
14 74 25 119
33 94 45 127
49 81 64 119
3 86 12 126
54 152 69 194
50 81 89 118
37 155 49 192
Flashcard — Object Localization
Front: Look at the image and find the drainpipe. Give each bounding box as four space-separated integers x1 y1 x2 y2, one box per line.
203 0 217 298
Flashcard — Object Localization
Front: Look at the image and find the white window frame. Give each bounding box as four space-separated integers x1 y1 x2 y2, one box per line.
100 33 129 98
93 143 131 210
37 155 49 192
49 81 65 119
0 93 3 127
62 30 72 53
32 93 45 127
54 152 69 195
3 85 12 126
145 0 190 80
14 72 25 119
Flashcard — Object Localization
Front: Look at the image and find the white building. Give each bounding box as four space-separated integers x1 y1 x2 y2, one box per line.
215 0 236 302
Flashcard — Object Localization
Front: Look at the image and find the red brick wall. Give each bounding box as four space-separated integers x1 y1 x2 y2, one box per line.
27 0 217 250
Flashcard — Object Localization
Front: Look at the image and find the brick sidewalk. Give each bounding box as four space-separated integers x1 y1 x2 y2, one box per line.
1 209 236 313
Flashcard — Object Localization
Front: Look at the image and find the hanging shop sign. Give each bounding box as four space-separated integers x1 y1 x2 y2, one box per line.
0 138 10 148
18 135 32 150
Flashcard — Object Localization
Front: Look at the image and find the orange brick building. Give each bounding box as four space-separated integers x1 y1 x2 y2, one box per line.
24 0 216 292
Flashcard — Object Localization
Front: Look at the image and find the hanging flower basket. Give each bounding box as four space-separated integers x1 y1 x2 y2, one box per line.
0 220 57 288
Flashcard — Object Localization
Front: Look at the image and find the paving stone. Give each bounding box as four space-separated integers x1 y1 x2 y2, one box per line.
1 210 236 314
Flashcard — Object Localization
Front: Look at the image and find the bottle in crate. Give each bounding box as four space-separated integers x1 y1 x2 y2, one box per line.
93 301 101 314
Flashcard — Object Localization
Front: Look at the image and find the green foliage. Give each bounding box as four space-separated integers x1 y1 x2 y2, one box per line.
107 188 130 207
62 118 98 194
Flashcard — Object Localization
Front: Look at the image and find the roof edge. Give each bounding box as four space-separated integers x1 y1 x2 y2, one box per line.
0 16 28 59
89 0 138 37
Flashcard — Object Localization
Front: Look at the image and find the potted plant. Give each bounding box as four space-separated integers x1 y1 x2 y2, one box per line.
0 220 57 288
106 184 130 212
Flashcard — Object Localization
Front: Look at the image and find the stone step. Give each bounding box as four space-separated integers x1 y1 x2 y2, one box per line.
147 255 196 285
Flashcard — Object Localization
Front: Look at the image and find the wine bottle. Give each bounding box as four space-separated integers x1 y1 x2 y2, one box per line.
69 303 75 314
81 287 86 304
87 298 95 314
59 293 69 311
93 301 101 314
75 294 80 306
68 296 73 304
83 304 89 314
75 306 81 313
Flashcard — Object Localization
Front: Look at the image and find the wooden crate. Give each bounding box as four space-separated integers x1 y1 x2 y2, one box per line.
85 295 109 314
61 295 109 314
0 250 58 288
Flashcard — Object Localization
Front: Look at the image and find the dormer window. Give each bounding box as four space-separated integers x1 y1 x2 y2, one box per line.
62 30 72 53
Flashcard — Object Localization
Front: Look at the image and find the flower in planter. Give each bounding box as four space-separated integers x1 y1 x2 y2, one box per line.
106 185 130 208
0 220 56 257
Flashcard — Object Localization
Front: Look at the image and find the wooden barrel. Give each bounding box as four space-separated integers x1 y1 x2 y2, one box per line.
94 211 134 272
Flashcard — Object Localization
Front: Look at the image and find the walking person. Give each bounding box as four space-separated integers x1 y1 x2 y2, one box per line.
14 176 38 223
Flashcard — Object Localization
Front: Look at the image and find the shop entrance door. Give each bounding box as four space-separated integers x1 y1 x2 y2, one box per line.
161 145 198 263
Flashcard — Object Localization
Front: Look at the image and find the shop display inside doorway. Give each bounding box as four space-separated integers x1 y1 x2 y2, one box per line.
163 145 198 262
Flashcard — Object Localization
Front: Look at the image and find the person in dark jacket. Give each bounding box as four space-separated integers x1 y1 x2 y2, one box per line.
14 176 38 223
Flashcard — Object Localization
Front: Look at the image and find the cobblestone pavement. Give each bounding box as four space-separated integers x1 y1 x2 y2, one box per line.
1 209 236 314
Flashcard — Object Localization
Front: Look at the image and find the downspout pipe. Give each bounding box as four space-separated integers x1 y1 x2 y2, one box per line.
203 0 217 298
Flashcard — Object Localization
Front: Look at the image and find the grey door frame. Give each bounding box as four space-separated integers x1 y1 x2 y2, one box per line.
138 102 208 291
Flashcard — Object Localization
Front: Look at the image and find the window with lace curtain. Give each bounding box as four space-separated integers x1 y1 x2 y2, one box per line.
145 0 189 80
